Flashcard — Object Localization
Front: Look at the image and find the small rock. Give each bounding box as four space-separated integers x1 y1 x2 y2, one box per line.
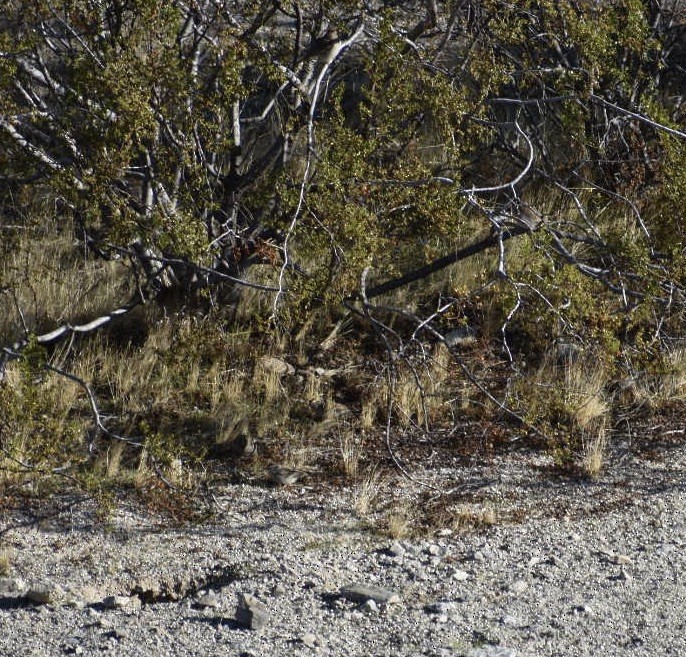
436 528 453 537
0 576 26 596
501 614 523 627
468 646 517 657
508 580 528 594
61 638 84 655
613 554 633 565
386 542 406 558
235 593 269 631
452 569 470 582
339 583 400 605
301 633 319 648
273 583 286 597
101 626 128 641
26 583 64 605
102 595 141 611
79 586 104 605
425 601 457 615
427 544 446 557
361 599 379 613
196 592 221 609
572 603 593 615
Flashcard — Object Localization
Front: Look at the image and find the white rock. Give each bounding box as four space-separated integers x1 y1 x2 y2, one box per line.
102 595 141 611
509 580 528 594
301 632 319 647
361 599 379 613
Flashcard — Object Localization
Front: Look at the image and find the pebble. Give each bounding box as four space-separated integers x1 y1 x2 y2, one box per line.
195 592 222 608
425 600 457 615
234 593 269 631
508 580 528 594
612 554 633 565
387 542 406 558
339 583 401 605
0 576 26 596
301 632 319 647
427 543 446 557
102 595 142 611
25 582 64 605
468 647 517 657
501 614 523 627
361 599 379 613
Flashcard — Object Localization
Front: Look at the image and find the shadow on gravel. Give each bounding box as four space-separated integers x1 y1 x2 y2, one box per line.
0 596 37 610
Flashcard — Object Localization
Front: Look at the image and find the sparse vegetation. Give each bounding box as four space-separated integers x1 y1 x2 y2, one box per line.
0 1 685 519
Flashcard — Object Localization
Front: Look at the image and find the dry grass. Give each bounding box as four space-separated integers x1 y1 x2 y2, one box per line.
0 550 12 576
1 196 684 506
449 504 497 532
562 359 609 430
0 221 129 342
630 346 686 408
581 419 609 478
384 504 412 539
339 430 362 479
352 468 382 515
361 384 383 430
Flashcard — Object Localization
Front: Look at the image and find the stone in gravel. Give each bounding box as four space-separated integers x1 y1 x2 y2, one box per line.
468 647 517 657
0 576 26 596
102 595 142 611
79 586 104 605
235 593 269 631
25 582 64 605
501 614 524 627
452 569 470 582
62 637 84 655
386 542 406 557
196 592 222 608
300 632 319 647
339 583 401 605
508 579 528 594
361 599 379 613
425 601 457 615
427 543 446 557
612 554 633 565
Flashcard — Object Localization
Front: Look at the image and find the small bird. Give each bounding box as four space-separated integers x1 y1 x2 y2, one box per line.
267 463 312 486
207 433 256 460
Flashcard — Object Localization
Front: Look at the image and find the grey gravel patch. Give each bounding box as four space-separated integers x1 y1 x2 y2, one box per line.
0 444 685 656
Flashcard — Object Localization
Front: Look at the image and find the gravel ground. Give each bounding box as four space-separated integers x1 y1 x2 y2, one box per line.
0 444 684 657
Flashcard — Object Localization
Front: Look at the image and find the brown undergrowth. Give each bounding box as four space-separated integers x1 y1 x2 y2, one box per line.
0 213 684 526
